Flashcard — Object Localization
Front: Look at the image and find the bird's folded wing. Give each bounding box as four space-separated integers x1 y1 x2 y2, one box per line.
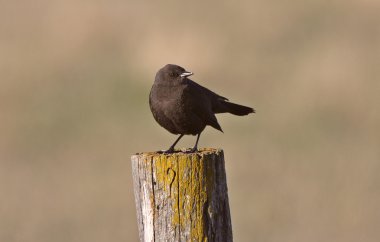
183 80 223 132
187 79 228 101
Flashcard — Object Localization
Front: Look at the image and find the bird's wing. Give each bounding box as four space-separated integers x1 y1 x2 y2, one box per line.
187 79 228 101
186 79 235 114
183 79 223 132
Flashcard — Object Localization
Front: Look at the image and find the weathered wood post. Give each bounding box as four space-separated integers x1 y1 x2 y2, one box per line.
131 148 233 242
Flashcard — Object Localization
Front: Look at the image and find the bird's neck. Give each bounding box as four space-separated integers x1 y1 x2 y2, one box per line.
155 79 185 87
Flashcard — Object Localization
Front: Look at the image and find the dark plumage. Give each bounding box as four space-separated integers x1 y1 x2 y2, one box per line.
149 64 255 153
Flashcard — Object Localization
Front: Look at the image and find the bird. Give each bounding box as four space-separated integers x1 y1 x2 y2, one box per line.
149 64 255 153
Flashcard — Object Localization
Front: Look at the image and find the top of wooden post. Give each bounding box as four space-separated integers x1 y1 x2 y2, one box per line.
132 148 223 158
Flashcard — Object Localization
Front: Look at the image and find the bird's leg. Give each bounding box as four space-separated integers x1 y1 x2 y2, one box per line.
162 134 184 154
188 133 201 153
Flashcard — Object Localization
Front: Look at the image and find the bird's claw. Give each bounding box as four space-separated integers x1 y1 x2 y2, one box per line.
156 148 197 154
185 147 198 153
156 148 180 154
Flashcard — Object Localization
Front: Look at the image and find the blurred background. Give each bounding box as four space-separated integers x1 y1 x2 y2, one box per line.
1 1 379 241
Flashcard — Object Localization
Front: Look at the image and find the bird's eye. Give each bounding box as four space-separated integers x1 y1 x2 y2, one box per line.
169 72 176 77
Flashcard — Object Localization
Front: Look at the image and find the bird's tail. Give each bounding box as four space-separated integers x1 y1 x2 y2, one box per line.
222 101 255 116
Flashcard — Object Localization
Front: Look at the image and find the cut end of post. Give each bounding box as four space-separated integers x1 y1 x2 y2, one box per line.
132 147 223 157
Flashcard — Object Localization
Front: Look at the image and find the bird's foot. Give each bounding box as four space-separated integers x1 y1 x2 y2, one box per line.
163 149 175 154
185 147 198 153
156 148 181 154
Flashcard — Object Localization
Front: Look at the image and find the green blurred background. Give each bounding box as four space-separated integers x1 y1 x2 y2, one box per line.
1 1 379 241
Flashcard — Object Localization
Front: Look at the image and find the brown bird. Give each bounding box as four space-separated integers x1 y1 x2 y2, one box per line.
149 64 255 153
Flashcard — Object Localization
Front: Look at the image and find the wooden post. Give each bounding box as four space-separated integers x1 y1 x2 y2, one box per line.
131 148 233 242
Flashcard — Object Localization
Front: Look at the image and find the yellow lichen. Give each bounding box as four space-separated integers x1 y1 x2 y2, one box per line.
146 149 221 241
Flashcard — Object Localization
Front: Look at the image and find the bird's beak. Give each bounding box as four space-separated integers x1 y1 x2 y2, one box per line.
180 71 193 78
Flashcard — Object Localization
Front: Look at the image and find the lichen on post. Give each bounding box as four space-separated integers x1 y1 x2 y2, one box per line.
131 148 233 242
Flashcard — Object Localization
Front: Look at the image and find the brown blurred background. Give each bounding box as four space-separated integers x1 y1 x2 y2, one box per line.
1 1 380 241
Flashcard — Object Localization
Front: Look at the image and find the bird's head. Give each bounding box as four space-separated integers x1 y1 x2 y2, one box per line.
155 64 193 85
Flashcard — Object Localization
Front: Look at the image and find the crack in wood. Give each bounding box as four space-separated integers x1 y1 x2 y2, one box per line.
167 167 176 194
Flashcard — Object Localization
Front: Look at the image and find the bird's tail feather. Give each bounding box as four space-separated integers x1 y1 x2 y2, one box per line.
223 102 255 116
